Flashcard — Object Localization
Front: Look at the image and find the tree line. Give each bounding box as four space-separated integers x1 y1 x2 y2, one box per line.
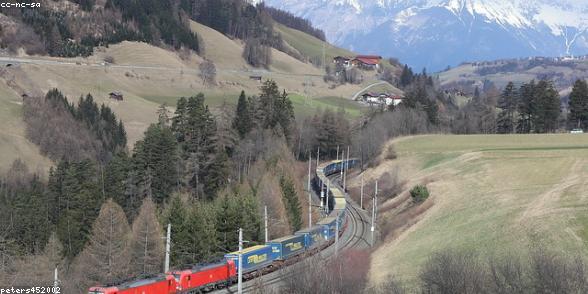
1 80 304 291
23 89 127 163
262 5 326 41
1 0 199 57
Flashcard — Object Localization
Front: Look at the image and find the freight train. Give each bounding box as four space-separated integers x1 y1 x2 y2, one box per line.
88 159 358 294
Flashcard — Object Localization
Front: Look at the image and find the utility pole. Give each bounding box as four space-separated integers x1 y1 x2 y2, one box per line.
317 147 320 168
309 190 312 228
371 181 378 247
264 205 268 243
320 182 324 208
341 146 349 191
238 228 243 294
339 150 344 181
326 180 330 215
335 214 339 256
307 155 312 191
164 224 171 272
53 268 59 287
336 145 339 161
360 173 364 209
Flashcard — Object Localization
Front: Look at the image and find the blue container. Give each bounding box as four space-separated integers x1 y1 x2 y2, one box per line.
295 225 325 249
267 235 306 260
224 245 278 274
317 217 338 241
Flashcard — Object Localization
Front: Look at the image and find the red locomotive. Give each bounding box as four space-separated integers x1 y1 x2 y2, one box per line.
88 275 178 294
171 260 236 292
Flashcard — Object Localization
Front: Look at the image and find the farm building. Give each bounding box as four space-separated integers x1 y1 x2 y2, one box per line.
333 55 382 70
351 55 382 70
360 92 402 106
333 56 351 68
109 91 123 101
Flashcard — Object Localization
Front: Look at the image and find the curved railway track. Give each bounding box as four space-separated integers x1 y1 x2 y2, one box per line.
219 171 370 293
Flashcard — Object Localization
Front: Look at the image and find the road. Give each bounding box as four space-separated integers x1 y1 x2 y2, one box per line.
0 56 325 78
217 173 371 293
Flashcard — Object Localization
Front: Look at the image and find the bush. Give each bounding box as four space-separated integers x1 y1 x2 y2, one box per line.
410 185 429 203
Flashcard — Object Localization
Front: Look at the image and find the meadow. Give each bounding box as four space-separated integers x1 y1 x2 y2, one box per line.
367 134 588 286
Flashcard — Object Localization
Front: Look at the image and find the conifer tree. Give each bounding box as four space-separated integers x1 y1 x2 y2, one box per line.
105 152 133 218
532 80 560 133
234 91 252 138
163 196 188 267
129 197 164 275
517 80 537 133
497 82 518 134
569 79 588 129
280 176 302 232
72 199 131 288
55 160 102 258
400 65 413 88
132 124 178 205
215 194 240 252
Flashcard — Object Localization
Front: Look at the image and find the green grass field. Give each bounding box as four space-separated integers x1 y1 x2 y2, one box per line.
288 94 364 118
275 24 355 62
369 134 588 286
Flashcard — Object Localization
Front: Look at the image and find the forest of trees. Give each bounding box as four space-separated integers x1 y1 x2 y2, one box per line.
1 80 304 291
23 89 126 163
0 0 199 57
262 5 326 41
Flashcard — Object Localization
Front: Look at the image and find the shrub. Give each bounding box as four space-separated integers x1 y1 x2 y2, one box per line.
410 185 429 203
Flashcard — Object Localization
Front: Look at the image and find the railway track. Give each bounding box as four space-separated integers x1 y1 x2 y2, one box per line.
219 173 370 293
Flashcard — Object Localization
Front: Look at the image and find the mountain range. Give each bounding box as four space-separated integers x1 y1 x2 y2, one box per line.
259 0 588 71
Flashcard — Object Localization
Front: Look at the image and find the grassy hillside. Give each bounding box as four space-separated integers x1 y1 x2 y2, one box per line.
0 21 375 175
439 59 588 95
358 134 588 286
275 23 355 62
0 80 53 174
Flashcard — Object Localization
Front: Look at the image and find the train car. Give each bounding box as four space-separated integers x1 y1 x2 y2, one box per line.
171 260 236 293
224 245 278 275
295 225 326 250
267 235 306 260
317 216 338 240
88 275 177 294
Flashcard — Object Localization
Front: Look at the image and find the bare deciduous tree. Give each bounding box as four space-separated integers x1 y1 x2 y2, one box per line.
129 197 164 276
199 59 217 86
71 199 131 291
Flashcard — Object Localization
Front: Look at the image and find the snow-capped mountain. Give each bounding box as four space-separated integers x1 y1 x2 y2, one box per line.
261 0 588 71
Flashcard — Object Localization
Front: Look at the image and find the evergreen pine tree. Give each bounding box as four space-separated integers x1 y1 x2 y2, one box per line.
56 160 102 258
517 80 537 133
105 152 132 217
234 91 252 138
132 124 179 205
163 196 189 267
533 80 560 133
215 194 240 252
400 65 413 88
569 79 588 129
279 176 302 232
497 82 518 134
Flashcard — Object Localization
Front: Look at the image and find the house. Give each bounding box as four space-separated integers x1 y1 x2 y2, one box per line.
351 55 382 70
109 91 123 101
333 56 352 68
249 75 263 82
360 92 403 106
